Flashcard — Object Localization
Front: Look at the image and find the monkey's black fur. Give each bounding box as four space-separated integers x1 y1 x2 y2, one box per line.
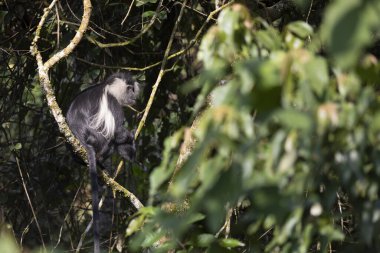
66 72 139 253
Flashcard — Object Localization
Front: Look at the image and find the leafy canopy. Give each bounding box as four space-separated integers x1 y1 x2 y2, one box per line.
128 2 380 252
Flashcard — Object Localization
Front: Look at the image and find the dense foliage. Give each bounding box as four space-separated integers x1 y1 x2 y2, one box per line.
1 0 380 252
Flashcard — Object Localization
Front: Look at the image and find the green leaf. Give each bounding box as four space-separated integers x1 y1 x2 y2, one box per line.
255 28 282 51
126 215 145 237
197 234 215 247
142 11 156 18
158 10 167 20
149 130 183 199
320 225 345 241
286 21 313 39
141 230 165 248
142 10 167 20
320 0 380 69
14 143 22 150
210 83 235 106
0 11 7 25
219 238 245 248
2 122 10 129
136 0 157 7
305 57 329 97
273 109 312 132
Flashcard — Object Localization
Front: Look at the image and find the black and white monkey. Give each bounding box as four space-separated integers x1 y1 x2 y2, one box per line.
66 72 140 253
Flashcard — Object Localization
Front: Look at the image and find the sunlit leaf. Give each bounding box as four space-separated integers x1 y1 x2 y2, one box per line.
136 0 157 7
286 21 313 39
13 143 22 150
219 238 245 248
273 109 313 132
197 234 215 247
126 215 145 237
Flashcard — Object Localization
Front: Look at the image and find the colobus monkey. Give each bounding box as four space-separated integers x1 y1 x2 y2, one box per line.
66 72 140 253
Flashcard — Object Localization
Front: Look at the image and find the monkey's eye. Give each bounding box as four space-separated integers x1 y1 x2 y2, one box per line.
127 85 134 92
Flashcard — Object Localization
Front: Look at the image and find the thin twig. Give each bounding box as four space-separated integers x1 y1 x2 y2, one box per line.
59 19 105 39
215 207 233 238
121 0 136 25
15 155 46 252
336 192 344 231
305 0 314 23
134 0 188 139
20 217 34 250
52 180 84 252
258 227 273 240
184 3 208 17
55 4 60 48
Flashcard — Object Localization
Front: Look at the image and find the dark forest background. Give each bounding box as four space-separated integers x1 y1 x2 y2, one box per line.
1 0 380 252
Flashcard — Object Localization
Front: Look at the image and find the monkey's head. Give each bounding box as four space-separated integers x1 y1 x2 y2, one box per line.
106 72 140 106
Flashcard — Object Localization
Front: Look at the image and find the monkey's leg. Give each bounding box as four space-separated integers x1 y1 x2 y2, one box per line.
116 143 136 162
114 126 134 145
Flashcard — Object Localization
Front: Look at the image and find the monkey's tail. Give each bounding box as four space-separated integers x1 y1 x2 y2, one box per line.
88 146 100 253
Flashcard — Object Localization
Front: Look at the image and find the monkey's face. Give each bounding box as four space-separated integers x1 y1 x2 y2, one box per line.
108 77 140 106
122 81 140 106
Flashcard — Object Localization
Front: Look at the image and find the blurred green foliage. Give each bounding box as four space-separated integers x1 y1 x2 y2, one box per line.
128 2 380 253
0 224 20 253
